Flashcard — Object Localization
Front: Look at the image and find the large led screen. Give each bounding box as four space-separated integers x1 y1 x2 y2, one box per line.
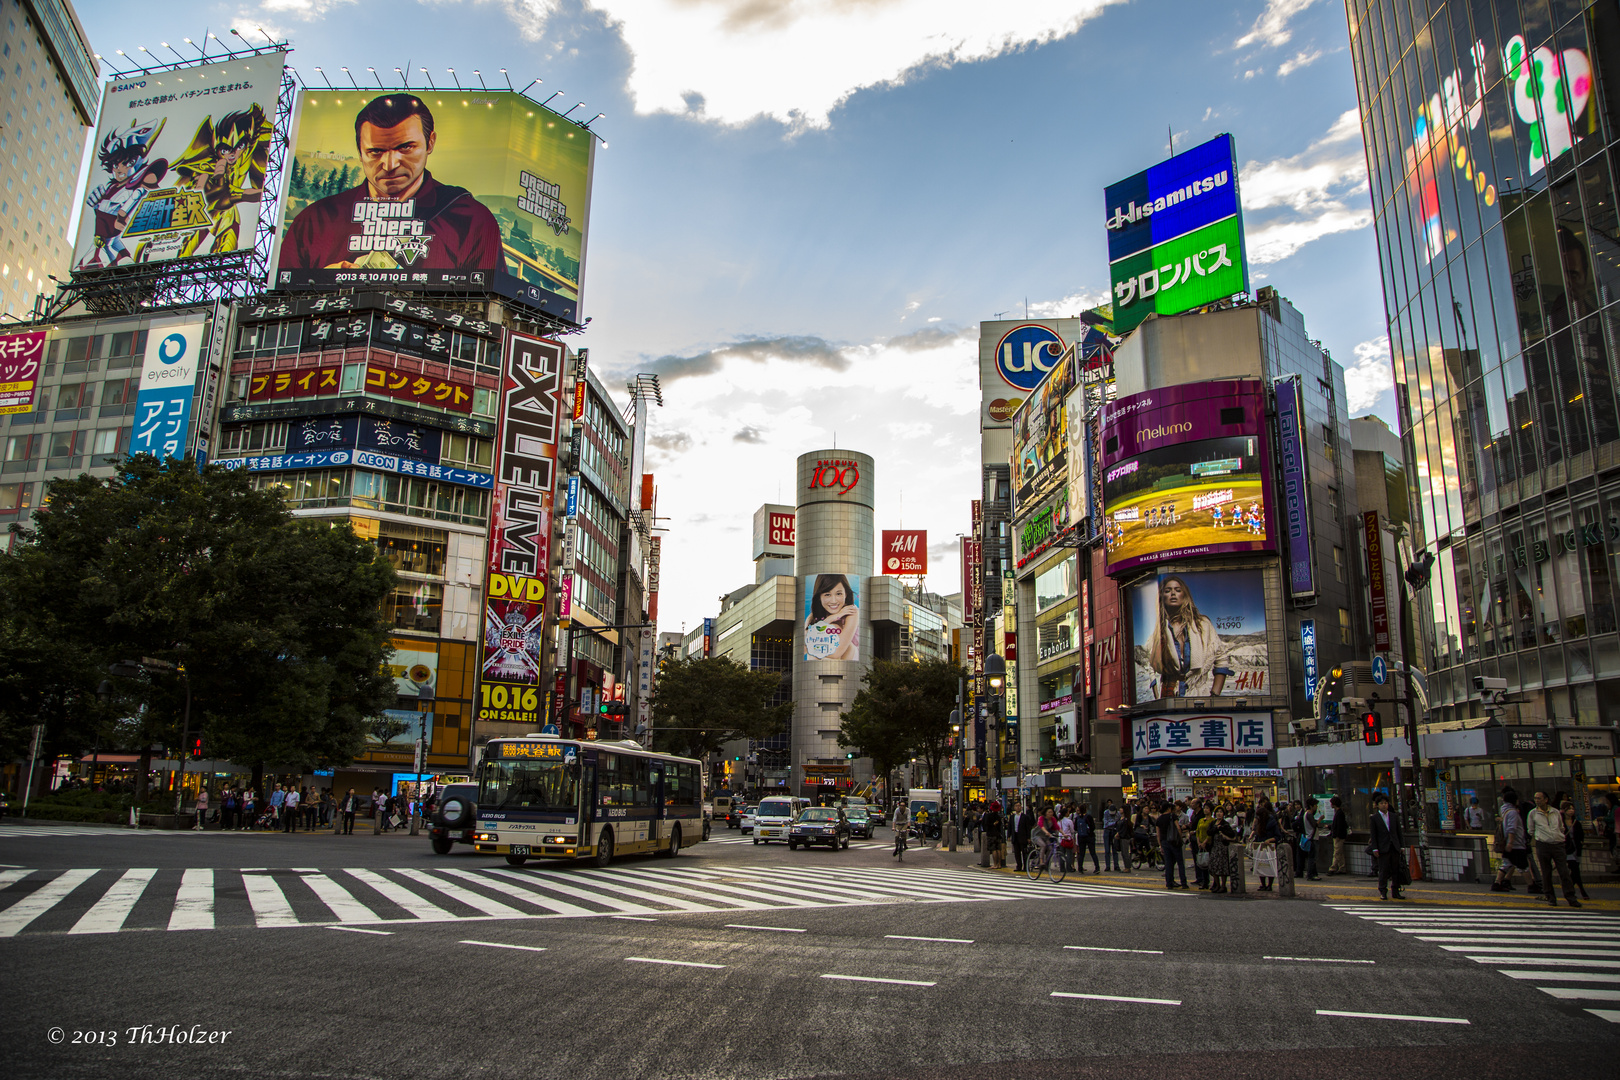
1128 569 1269 703
72 53 284 271
1100 380 1271 575
275 90 594 322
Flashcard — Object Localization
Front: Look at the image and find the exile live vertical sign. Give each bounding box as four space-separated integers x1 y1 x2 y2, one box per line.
477 333 564 727
1365 509 1390 652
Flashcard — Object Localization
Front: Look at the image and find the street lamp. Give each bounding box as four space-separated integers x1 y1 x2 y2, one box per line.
983 653 1006 867
1389 523 1435 876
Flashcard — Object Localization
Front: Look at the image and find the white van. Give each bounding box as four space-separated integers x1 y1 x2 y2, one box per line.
752 796 808 844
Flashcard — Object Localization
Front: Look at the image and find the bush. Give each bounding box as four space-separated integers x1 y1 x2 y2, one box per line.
20 803 122 823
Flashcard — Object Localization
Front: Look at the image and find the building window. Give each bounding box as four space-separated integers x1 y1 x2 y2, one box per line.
1322 424 1335 461
1333 545 1346 583
375 522 447 577
385 581 442 633
1339 607 1351 645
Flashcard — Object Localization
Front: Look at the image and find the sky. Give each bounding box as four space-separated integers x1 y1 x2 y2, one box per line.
72 0 1399 634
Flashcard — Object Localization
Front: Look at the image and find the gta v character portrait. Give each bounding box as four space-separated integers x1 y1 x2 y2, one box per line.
278 95 503 273
78 121 169 269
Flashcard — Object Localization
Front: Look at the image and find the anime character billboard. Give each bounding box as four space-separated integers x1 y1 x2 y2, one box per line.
72 53 283 271
274 90 595 323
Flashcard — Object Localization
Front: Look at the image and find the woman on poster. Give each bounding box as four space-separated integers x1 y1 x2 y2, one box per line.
805 573 861 661
1146 575 1234 698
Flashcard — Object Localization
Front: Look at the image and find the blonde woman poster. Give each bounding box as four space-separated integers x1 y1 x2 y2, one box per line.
804 573 861 661
1130 570 1267 700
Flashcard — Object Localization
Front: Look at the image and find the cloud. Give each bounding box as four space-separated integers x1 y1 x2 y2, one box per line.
1027 289 1109 319
733 425 766 443
507 0 1125 128
1240 108 1371 263
1234 0 1320 50
640 334 850 382
1277 47 1324 76
1345 335 1393 415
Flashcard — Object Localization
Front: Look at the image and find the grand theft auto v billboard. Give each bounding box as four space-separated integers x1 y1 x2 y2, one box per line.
274 90 594 323
1104 134 1247 335
1100 380 1272 576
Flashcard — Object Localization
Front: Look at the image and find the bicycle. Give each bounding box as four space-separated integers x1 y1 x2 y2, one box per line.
1026 841 1069 883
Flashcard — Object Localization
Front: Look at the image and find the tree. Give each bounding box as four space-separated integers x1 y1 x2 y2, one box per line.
838 657 965 805
649 655 790 761
0 455 397 797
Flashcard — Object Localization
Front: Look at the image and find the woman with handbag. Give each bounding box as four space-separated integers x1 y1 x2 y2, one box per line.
1300 797 1322 880
1562 800 1593 901
1208 806 1238 893
1252 795 1279 891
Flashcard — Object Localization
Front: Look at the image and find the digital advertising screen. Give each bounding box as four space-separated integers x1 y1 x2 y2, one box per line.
275 90 594 322
1127 569 1270 703
1100 380 1272 575
804 572 861 662
72 53 284 272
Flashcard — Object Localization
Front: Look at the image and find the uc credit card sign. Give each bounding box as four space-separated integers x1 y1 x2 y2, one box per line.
1104 134 1247 335
131 320 207 459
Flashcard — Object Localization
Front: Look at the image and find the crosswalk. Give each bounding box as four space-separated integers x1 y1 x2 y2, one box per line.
1331 905 1620 1024
0 824 200 837
0 861 1168 937
705 835 887 849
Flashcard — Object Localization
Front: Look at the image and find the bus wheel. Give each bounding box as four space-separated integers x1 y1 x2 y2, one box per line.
662 825 682 858
505 854 527 866
431 837 453 855
594 828 615 867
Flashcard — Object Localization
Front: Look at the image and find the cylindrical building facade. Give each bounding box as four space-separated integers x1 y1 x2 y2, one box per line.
1348 0 1620 729
793 450 876 792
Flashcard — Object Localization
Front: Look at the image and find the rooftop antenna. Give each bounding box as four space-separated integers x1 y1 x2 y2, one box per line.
1168 124 1175 155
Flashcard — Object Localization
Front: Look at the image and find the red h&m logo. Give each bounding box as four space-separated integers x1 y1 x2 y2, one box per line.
881 529 927 574
811 459 860 495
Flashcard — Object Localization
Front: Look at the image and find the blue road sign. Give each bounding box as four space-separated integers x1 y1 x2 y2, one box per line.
1371 655 1388 685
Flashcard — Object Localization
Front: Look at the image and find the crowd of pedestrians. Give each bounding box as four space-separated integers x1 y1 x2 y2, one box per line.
181 783 438 835
1489 786 1593 906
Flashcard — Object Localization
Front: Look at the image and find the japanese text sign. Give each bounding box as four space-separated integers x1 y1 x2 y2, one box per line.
0 330 46 414
1131 712 1273 758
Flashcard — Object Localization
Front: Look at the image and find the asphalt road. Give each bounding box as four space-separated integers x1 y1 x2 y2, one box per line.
2 820 1616 1080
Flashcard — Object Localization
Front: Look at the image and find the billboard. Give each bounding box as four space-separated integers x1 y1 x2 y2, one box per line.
275 90 594 321
804 573 861 662
752 503 796 560
1365 509 1391 651
1128 569 1269 702
1104 134 1247 335
131 319 207 459
73 53 283 271
476 333 564 730
1274 377 1315 598
881 530 927 575
0 330 46 415
1010 343 1076 520
1131 711 1274 759
978 319 1081 435
1100 380 1272 575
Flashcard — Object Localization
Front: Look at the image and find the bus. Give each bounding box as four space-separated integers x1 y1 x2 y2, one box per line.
462 737 705 866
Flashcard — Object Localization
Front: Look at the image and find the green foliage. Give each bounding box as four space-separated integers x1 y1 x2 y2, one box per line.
649 655 791 760
0 455 397 780
838 657 965 798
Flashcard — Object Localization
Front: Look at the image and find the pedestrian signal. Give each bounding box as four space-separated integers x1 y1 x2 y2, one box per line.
188 734 204 759
1361 712 1382 746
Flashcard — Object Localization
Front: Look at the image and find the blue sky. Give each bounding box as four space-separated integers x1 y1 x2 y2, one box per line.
73 0 1397 630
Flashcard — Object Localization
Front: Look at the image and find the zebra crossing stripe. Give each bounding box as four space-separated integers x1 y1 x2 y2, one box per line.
394 869 530 919
486 869 663 916
435 867 597 916
69 868 156 935
298 871 377 924
243 872 300 928
0 868 95 937
168 868 214 931
567 869 738 912
343 868 457 921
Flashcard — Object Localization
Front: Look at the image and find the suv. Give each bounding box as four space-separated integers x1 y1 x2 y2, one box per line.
428 783 479 855
789 807 850 851
752 797 806 844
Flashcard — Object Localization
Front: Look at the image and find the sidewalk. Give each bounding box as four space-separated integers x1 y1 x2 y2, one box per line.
920 838 1620 910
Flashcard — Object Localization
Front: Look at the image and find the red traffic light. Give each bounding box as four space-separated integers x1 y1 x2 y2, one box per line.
188 734 204 759
1361 712 1382 746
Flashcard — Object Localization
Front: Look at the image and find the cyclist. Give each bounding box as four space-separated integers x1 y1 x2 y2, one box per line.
891 802 909 860
1031 808 1056 872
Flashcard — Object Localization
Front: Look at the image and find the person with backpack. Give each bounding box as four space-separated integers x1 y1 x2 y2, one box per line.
1076 805 1099 873
1492 787 1535 892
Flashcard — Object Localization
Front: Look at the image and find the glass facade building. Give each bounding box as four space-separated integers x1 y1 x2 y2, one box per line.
1348 0 1620 726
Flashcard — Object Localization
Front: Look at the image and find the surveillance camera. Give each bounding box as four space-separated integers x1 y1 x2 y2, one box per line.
1473 676 1508 693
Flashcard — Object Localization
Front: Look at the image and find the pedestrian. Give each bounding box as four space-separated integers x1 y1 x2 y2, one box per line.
1327 795 1348 874
1208 804 1238 893
1491 788 1534 892
1102 800 1120 872
193 786 209 831
283 785 300 833
340 788 358 835
1157 801 1188 889
1527 790 1582 907
1077 804 1099 873
270 784 285 829
1368 792 1407 900
1300 797 1321 880
1463 796 1486 831
1010 801 1032 872
1561 799 1593 902
1192 800 1212 889
983 800 1005 868
1252 795 1279 892
241 788 256 830
220 788 236 832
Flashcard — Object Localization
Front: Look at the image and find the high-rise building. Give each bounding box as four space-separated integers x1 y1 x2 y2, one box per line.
0 0 98 320
1345 1 1620 732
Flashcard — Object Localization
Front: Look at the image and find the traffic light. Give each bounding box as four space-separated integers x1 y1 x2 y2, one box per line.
1361 712 1382 746
188 734 204 759
845 751 855 760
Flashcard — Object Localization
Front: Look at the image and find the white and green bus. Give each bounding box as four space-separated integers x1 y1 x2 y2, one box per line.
450 737 705 866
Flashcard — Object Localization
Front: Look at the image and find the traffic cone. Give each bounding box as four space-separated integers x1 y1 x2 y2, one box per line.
1408 846 1423 882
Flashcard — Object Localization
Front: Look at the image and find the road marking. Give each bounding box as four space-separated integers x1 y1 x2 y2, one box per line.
886 934 973 943
462 940 547 952
1498 970 1620 983
328 925 393 935
1585 1009 1620 1023
1052 992 1179 1005
395 869 528 919
822 974 936 986
344 868 456 922
1316 1009 1468 1025
300 871 377 924
69 868 155 934
242 872 300 927
1538 987 1620 1001
727 924 806 933
612 915 657 922
436 867 595 917
168 868 214 931
627 956 725 969
1264 956 1376 964
1063 945 1164 954
0 868 95 937
1463 955 1620 967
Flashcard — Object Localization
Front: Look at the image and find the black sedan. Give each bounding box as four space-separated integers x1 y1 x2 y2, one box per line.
788 807 850 850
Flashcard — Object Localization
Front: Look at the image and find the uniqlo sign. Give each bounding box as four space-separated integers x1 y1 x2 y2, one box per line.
881 529 927 574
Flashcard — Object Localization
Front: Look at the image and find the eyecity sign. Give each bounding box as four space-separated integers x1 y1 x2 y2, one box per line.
1104 134 1248 335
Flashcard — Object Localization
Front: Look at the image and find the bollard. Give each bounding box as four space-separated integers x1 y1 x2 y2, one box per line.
945 825 957 852
1279 843 1296 898
1232 844 1247 894
372 809 381 835
978 833 990 867
410 812 420 837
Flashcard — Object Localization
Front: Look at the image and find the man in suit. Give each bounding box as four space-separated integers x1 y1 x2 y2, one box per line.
1010 802 1034 872
1327 795 1349 874
1369 792 1406 900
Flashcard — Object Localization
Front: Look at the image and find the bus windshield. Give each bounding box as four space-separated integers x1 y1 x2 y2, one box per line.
480 760 579 812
